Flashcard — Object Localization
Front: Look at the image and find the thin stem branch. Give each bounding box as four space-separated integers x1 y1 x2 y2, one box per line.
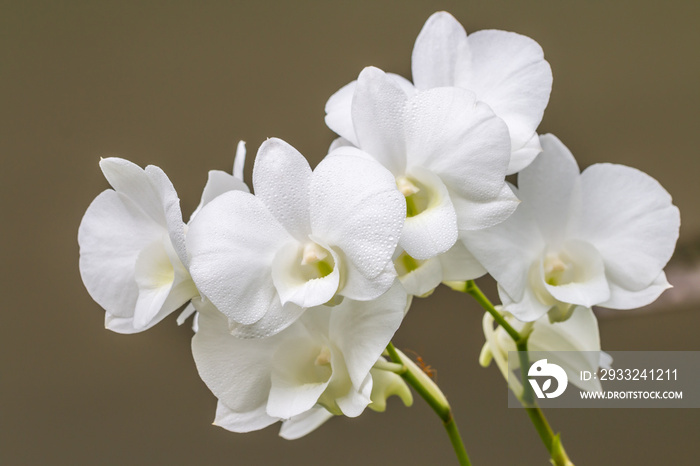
455 280 574 466
386 342 471 466
525 405 555 451
462 280 521 342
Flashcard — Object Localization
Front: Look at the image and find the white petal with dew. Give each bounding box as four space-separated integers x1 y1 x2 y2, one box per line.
253 138 313 241
404 87 511 204
187 190 292 326
310 148 404 279
351 67 409 176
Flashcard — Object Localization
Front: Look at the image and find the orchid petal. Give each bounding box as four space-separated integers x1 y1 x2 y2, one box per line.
192 306 287 414
351 67 409 175
450 183 520 232
461 187 543 302
268 335 332 419
400 167 458 260
602 271 672 310
99 158 166 225
328 136 354 152
403 87 512 204
189 170 249 222
440 238 487 281
253 138 313 241
325 73 416 148
145 165 189 267
341 259 398 302
458 29 552 170
508 132 543 175
279 407 334 440
176 303 197 326
187 190 291 326
325 80 360 146
577 163 680 291
335 372 373 417
411 11 470 89
397 254 443 297
228 300 305 340
310 148 404 279
541 240 611 308
331 282 407 390
517 134 581 243
78 190 161 318
132 239 177 328
498 283 550 322
214 400 279 434
233 140 246 181
271 239 340 308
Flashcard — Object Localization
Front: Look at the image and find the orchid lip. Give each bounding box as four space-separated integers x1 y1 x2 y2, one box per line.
396 175 436 218
297 242 335 280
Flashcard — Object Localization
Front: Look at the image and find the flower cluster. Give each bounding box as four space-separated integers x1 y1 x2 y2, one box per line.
78 11 679 447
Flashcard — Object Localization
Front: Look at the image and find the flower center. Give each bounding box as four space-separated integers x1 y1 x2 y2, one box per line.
298 242 334 280
543 252 574 286
396 176 431 218
394 250 424 276
314 346 332 366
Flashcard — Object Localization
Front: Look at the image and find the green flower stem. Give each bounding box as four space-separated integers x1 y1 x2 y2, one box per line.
453 280 574 466
386 342 472 466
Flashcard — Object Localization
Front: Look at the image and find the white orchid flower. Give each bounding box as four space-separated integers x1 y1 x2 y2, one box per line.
191 283 409 434
412 11 552 173
78 158 198 333
464 134 680 322
80 143 251 333
216 356 413 440
187 137 405 337
480 306 611 396
325 11 552 175
325 66 517 271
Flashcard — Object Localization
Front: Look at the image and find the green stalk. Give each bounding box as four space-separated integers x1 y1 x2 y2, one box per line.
451 280 574 466
386 342 472 466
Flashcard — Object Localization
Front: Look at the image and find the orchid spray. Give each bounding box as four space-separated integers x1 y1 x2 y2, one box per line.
78 11 679 465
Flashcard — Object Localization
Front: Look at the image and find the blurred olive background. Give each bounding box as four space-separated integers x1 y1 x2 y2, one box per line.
2 1 699 465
